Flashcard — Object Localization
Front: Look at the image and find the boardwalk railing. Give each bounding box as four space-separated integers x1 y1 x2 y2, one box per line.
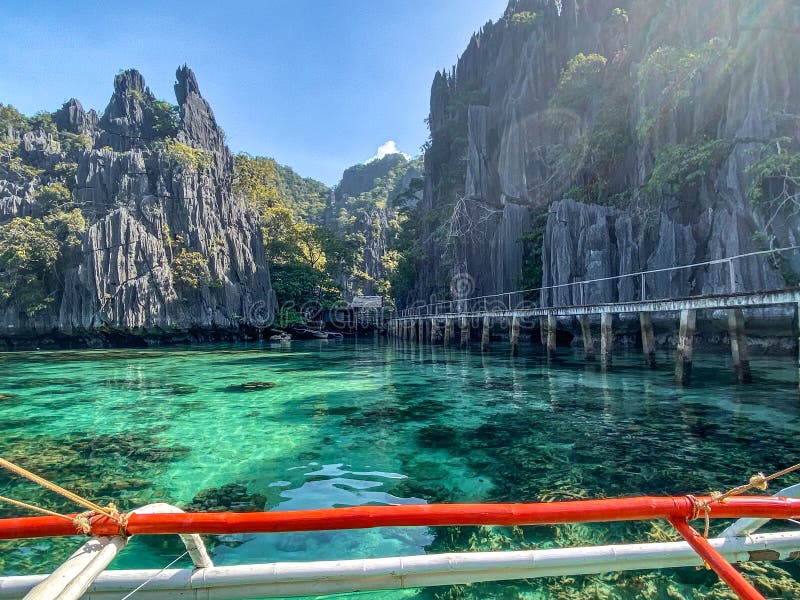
396 246 800 318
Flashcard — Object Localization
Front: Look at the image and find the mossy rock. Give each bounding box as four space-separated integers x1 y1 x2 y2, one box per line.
184 483 266 512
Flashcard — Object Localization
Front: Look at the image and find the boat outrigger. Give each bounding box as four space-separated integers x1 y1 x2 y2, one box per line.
1 458 799 600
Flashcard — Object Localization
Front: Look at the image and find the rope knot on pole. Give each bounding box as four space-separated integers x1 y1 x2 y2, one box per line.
749 473 768 491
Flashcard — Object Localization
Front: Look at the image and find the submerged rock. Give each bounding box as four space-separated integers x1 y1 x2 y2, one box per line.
225 381 277 392
166 383 199 395
184 483 266 513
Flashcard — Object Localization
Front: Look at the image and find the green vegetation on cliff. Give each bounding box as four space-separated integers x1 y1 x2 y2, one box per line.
0 217 60 314
234 153 357 309
0 113 90 315
327 153 423 302
171 249 211 289
644 139 732 202
551 53 607 113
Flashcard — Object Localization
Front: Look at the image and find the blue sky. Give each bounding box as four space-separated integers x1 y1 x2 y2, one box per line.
0 1 508 185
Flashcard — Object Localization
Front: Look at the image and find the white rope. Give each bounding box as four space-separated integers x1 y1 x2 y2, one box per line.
119 551 189 600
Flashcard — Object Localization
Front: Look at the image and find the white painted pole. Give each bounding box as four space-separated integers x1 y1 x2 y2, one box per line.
722 482 800 538
3 532 799 600
21 536 127 600
18 503 212 600
133 503 213 569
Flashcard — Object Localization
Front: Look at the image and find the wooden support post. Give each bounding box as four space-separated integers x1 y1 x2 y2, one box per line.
546 315 557 358
510 316 520 356
728 308 751 383
675 309 696 385
481 317 491 351
539 318 546 347
430 319 438 343
418 319 425 344
578 315 594 361
640 312 656 369
460 317 470 347
444 317 453 346
600 312 613 370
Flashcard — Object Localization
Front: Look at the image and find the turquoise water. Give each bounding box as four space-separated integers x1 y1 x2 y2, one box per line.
1 338 800 598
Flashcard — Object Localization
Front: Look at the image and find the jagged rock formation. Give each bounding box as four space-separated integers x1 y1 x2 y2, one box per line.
324 153 422 298
408 0 800 309
0 66 274 347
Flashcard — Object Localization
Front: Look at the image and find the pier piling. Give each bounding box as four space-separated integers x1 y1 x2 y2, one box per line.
510 316 520 356
546 315 557 358
460 317 470 347
640 312 656 368
675 309 696 385
600 313 613 369
727 308 751 383
578 315 594 361
481 317 491 351
444 318 453 346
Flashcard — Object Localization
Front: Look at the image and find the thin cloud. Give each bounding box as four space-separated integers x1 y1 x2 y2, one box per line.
365 140 409 163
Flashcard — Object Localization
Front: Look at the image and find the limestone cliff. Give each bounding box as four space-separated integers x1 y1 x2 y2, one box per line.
325 154 422 299
408 0 800 308
0 67 275 347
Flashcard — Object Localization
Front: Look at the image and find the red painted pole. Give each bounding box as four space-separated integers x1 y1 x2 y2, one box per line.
0 495 798 540
670 518 765 600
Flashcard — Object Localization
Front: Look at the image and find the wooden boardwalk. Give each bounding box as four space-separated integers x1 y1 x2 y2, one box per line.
388 247 800 387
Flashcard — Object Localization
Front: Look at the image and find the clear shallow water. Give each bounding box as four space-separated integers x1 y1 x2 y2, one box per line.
1 338 799 599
